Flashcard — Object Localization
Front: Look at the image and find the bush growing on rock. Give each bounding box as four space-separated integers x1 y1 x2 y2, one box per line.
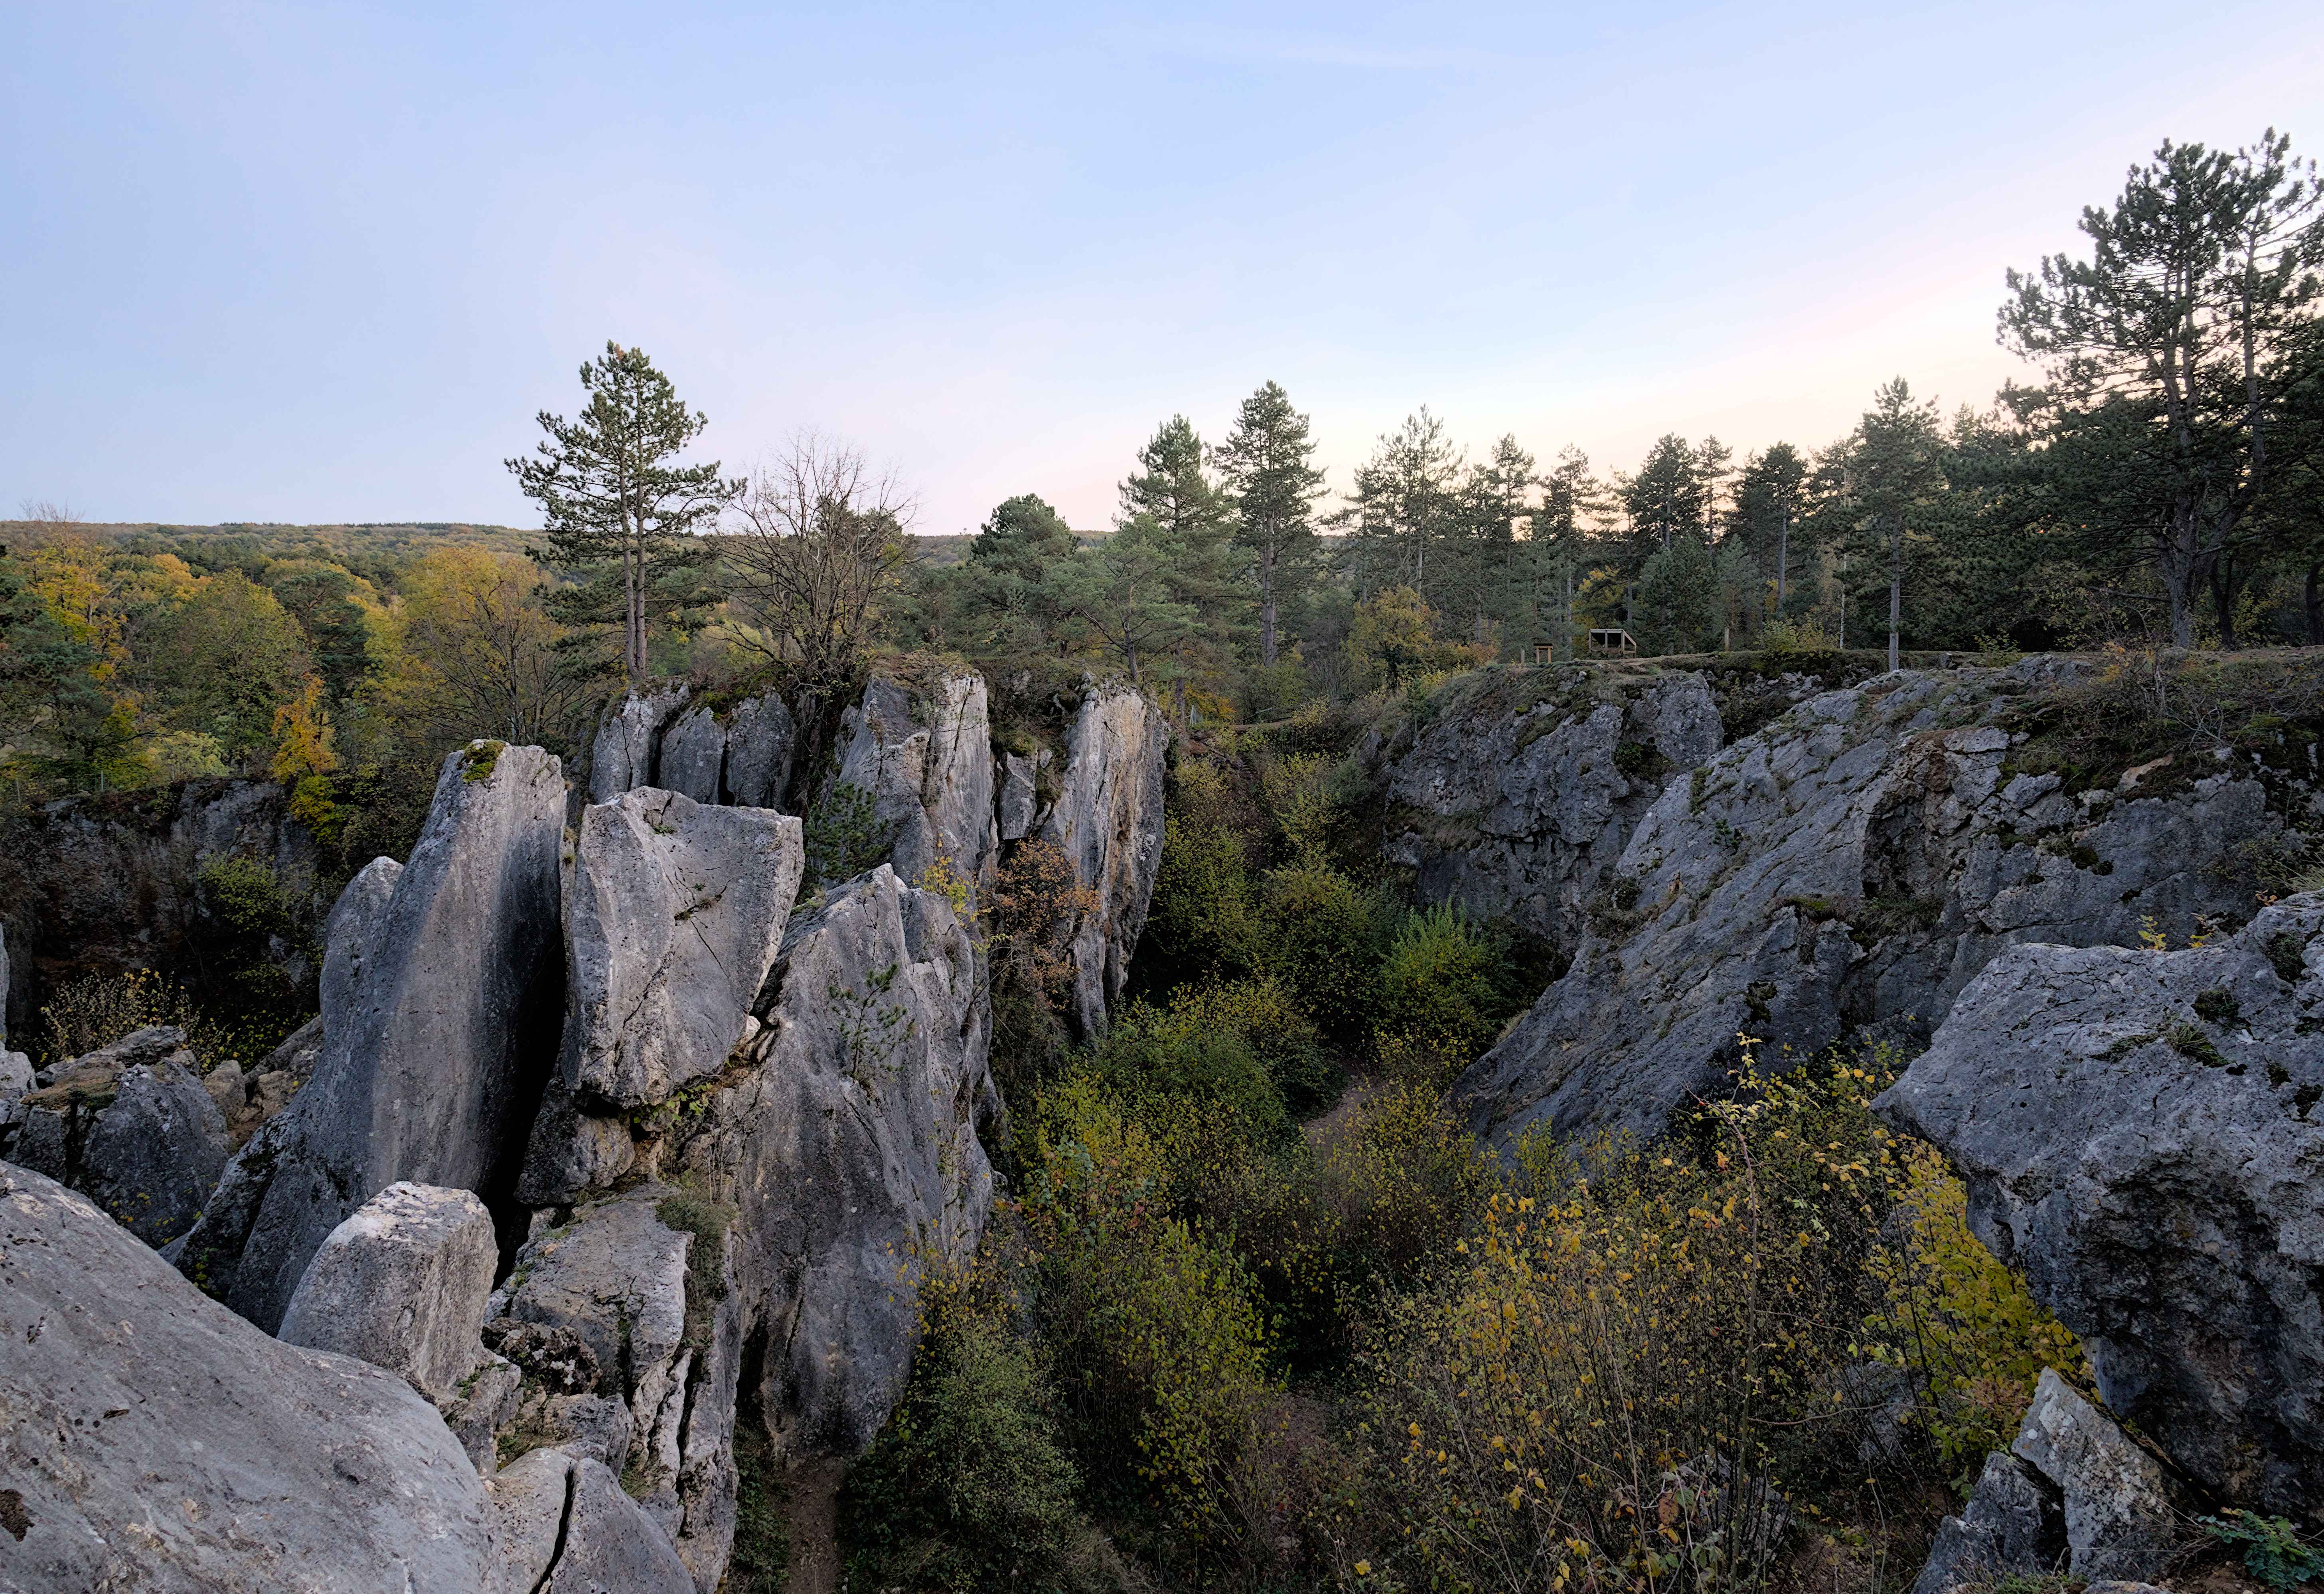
1324 1051 2085 1593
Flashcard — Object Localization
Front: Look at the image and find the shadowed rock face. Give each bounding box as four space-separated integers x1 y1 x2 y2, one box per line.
589 686 800 813
177 742 566 1332
560 788 805 1110
0 1162 498 1592
3 1024 227 1246
1383 670 1722 944
1454 664 2301 1151
1878 895 2324 1519
590 683 693 804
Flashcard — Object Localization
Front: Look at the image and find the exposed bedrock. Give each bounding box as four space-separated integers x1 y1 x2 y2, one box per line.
1453 663 2307 1149
1383 668 1723 944
589 682 798 810
176 741 566 1332
560 786 805 1110
1911 1369 2185 1593
1 1023 228 1247
834 671 999 890
1878 894 2324 1519
0 1161 500 1592
1039 682 1171 1036
520 862 995 1467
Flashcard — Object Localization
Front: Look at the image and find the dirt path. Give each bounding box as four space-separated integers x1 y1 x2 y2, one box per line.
779 1458 845 1594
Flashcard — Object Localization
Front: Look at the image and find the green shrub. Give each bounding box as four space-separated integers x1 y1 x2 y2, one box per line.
1019 1079 1282 1555
1135 812 1260 992
1089 994 1290 1144
843 1314 1104 1591
803 779 895 886
1374 905 1499 1055
1257 861 1390 1045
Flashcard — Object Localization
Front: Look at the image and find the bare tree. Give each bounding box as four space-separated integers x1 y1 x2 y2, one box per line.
723 433 913 704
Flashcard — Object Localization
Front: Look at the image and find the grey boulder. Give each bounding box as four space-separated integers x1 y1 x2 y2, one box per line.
278 1181 500 1405
561 787 804 1109
2012 1370 2182 1580
1878 894 2324 1517
177 742 566 1333
1910 1451 2064 1594
3 1024 227 1247
0 1161 496 1592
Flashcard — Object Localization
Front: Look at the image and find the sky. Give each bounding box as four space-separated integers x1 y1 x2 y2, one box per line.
6 2 2324 538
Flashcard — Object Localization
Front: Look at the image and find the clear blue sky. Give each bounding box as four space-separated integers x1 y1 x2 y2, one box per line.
7 1 2322 537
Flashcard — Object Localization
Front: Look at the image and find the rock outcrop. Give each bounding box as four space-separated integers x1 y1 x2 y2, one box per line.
663 863 997 1456
1878 893 2324 1518
590 681 693 803
0 776 328 1045
1 1024 228 1246
495 1188 740 1583
590 684 799 811
520 863 996 1472
488 1449 698 1594
178 742 566 1332
833 671 998 890
1039 683 1171 1036
1383 668 1723 943
1456 664 2304 1149
559 787 805 1109
0 1161 500 1591
1912 1369 2184 1593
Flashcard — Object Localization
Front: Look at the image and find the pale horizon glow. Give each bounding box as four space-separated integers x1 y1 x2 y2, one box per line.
7 2 2323 537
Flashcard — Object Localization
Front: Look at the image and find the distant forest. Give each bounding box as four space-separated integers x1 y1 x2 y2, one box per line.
2 129 2320 855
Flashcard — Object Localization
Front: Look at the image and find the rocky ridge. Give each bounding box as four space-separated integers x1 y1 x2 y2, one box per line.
0 665 1171 1591
1445 660 2312 1148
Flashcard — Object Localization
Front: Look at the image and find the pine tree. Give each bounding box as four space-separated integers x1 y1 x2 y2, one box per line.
1215 382 1326 666
507 343 740 683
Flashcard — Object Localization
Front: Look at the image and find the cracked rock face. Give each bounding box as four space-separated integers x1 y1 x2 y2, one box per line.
1878 895 2324 1518
661 864 998 1457
561 787 805 1110
1382 669 1722 944
487 1448 697 1594
590 687 800 812
834 673 998 890
1039 684 1170 1037
177 743 566 1333
0 1162 498 1592
496 1189 740 1587
590 683 694 804
1455 664 2300 1150
2 1024 227 1247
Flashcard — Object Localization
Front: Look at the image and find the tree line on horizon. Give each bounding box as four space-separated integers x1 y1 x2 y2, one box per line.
2 127 2320 838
